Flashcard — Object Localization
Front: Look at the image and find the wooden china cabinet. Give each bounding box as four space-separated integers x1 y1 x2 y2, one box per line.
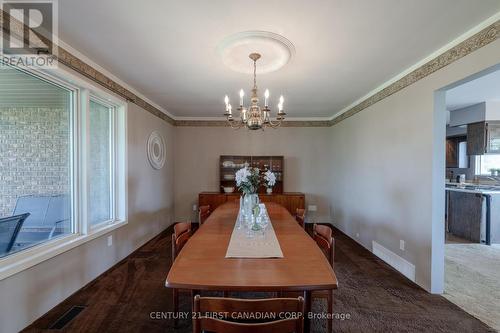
199 155 304 216
219 155 284 194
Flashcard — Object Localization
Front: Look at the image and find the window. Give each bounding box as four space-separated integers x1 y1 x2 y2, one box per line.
446 136 468 168
89 99 113 226
458 141 468 168
0 63 126 274
475 154 500 175
0 66 73 257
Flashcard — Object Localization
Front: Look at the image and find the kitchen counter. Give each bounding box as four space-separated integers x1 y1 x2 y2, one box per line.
446 183 500 245
445 182 500 194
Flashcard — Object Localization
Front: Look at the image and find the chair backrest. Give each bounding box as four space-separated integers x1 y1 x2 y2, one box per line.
13 194 70 230
313 223 335 268
198 205 211 225
45 194 71 230
193 295 304 333
13 195 51 228
0 213 30 255
171 222 192 260
295 208 306 228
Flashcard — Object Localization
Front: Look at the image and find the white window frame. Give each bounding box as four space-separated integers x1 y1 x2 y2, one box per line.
474 154 500 176
0 62 128 281
87 96 117 230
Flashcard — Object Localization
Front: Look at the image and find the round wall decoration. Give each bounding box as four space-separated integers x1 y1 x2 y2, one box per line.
147 131 166 170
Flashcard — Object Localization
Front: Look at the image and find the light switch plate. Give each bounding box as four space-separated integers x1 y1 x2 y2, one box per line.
400 240 405 251
193 204 198 212
107 235 113 247
308 205 317 212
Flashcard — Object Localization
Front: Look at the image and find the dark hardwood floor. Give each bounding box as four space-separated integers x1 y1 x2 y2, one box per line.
23 225 495 333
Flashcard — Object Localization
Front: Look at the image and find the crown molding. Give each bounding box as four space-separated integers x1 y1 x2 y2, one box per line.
56 39 178 121
173 116 331 121
173 116 332 127
0 8 175 125
2 9 500 128
55 47 177 125
329 13 500 126
174 119 331 127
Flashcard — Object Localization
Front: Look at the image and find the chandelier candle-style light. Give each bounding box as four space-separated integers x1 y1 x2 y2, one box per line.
224 53 285 130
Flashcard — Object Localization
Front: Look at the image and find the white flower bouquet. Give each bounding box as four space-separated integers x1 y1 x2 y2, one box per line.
263 170 276 189
235 166 261 195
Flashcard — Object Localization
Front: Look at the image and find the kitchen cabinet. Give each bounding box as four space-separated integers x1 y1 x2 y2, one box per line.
446 136 468 168
199 192 305 216
467 121 500 155
488 123 500 153
446 139 458 168
447 191 484 242
446 187 500 244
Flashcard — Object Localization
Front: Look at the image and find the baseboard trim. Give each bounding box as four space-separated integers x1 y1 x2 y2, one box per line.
372 241 416 282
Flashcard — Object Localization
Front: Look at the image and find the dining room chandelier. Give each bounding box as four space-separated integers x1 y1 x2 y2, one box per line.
223 53 285 130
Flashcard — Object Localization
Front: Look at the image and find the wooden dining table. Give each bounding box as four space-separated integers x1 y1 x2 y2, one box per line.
165 201 338 332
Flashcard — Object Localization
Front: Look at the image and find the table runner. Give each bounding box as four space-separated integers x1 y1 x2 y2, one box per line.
225 204 284 258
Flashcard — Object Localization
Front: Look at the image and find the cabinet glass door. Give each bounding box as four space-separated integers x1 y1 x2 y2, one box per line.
487 123 500 153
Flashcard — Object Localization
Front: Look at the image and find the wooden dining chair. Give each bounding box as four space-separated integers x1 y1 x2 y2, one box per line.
193 295 304 333
295 208 306 228
198 205 211 225
282 224 335 332
312 223 335 332
171 222 193 326
313 224 335 268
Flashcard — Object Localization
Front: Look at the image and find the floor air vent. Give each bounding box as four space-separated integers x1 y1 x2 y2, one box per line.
49 305 86 329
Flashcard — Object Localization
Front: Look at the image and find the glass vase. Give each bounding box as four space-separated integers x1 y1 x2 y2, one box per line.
237 196 244 229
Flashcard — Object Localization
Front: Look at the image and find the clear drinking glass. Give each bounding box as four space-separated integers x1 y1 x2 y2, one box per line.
261 214 269 229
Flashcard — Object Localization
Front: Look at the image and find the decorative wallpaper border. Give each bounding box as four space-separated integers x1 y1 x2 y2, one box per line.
328 19 500 126
55 48 173 126
174 119 331 127
1 10 499 128
0 9 176 125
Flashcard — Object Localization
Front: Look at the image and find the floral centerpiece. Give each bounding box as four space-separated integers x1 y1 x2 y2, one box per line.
235 166 261 194
263 170 276 194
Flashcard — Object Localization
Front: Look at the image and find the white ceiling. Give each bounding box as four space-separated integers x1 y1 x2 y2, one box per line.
446 68 500 111
58 0 500 119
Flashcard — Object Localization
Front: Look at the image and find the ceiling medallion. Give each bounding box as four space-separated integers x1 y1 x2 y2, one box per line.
223 52 285 130
217 31 295 74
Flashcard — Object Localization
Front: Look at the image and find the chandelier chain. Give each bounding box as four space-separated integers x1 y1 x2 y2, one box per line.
253 59 257 88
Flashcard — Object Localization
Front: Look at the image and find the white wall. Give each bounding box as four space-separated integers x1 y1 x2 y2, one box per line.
174 126 332 223
0 85 175 332
328 39 500 293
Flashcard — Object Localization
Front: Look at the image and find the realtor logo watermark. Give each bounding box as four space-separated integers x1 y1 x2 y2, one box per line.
1 0 58 68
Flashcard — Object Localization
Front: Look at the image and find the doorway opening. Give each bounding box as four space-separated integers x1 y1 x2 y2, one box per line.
437 64 500 331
